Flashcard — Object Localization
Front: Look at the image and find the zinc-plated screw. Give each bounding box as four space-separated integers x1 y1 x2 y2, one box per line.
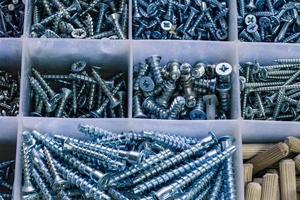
219 136 236 200
32 168 54 200
133 93 147 118
168 60 181 81
168 96 186 119
142 97 169 119
63 141 125 168
208 170 223 200
29 77 56 113
134 63 149 91
43 147 68 190
180 63 196 108
109 13 126 39
132 132 218 185
156 80 176 108
105 149 174 186
216 83 231 113
152 145 236 200
55 88 72 117
54 160 111 200
21 131 36 194
146 55 163 85
92 69 120 108
176 170 216 200
133 149 219 194
189 96 206 120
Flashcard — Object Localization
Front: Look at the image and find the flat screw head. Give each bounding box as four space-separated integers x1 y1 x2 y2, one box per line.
160 20 173 31
215 62 232 77
71 28 86 39
139 76 155 92
192 61 206 78
246 23 258 33
245 14 257 25
189 109 206 120
71 60 87 73
259 17 271 28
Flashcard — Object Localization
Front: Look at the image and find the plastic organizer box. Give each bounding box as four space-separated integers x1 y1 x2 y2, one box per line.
0 0 300 199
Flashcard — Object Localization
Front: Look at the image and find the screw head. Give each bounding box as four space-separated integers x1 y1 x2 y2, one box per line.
216 29 228 40
139 76 155 92
246 23 258 33
71 60 87 73
259 17 271 28
189 109 206 120
239 76 246 91
160 20 173 31
192 61 206 78
245 106 255 118
71 28 87 39
215 62 232 77
245 14 257 25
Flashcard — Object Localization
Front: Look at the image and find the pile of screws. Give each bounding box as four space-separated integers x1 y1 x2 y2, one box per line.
0 70 19 116
133 0 229 40
240 58 300 121
133 55 233 119
30 0 128 39
0 0 24 37
238 0 300 42
21 124 236 200
29 60 127 118
243 136 300 200
0 160 14 199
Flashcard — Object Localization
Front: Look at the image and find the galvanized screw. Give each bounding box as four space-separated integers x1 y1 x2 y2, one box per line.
133 56 233 119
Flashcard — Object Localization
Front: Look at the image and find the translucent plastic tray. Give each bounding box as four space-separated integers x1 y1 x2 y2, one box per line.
0 0 299 199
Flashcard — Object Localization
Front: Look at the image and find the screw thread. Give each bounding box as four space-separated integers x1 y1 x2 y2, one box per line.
168 96 185 119
147 56 163 84
55 160 111 200
209 170 223 200
133 149 218 194
156 80 176 108
65 142 125 168
109 149 174 185
143 98 169 119
134 63 149 91
132 133 217 184
165 146 235 197
182 170 216 200
32 168 54 200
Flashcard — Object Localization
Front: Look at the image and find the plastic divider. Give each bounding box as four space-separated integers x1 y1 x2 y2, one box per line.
132 40 240 119
0 0 299 199
20 39 131 117
12 118 244 199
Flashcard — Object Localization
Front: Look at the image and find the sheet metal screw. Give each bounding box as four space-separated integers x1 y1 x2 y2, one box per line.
30 0 128 39
133 0 229 40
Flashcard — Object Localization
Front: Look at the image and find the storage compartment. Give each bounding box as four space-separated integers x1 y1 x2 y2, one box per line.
20 39 130 117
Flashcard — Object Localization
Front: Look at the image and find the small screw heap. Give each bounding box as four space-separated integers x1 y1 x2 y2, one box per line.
0 69 19 116
21 124 236 200
0 160 14 200
240 58 300 121
30 0 128 39
29 60 127 118
243 136 300 200
238 0 300 42
133 0 229 40
133 55 233 119
0 0 24 37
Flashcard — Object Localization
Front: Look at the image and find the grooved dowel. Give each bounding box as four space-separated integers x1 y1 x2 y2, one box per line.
244 163 253 185
286 136 300 153
248 142 289 174
243 144 274 160
280 159 297 200
261 173 279 200
245 182 262 200
293 154 300 172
